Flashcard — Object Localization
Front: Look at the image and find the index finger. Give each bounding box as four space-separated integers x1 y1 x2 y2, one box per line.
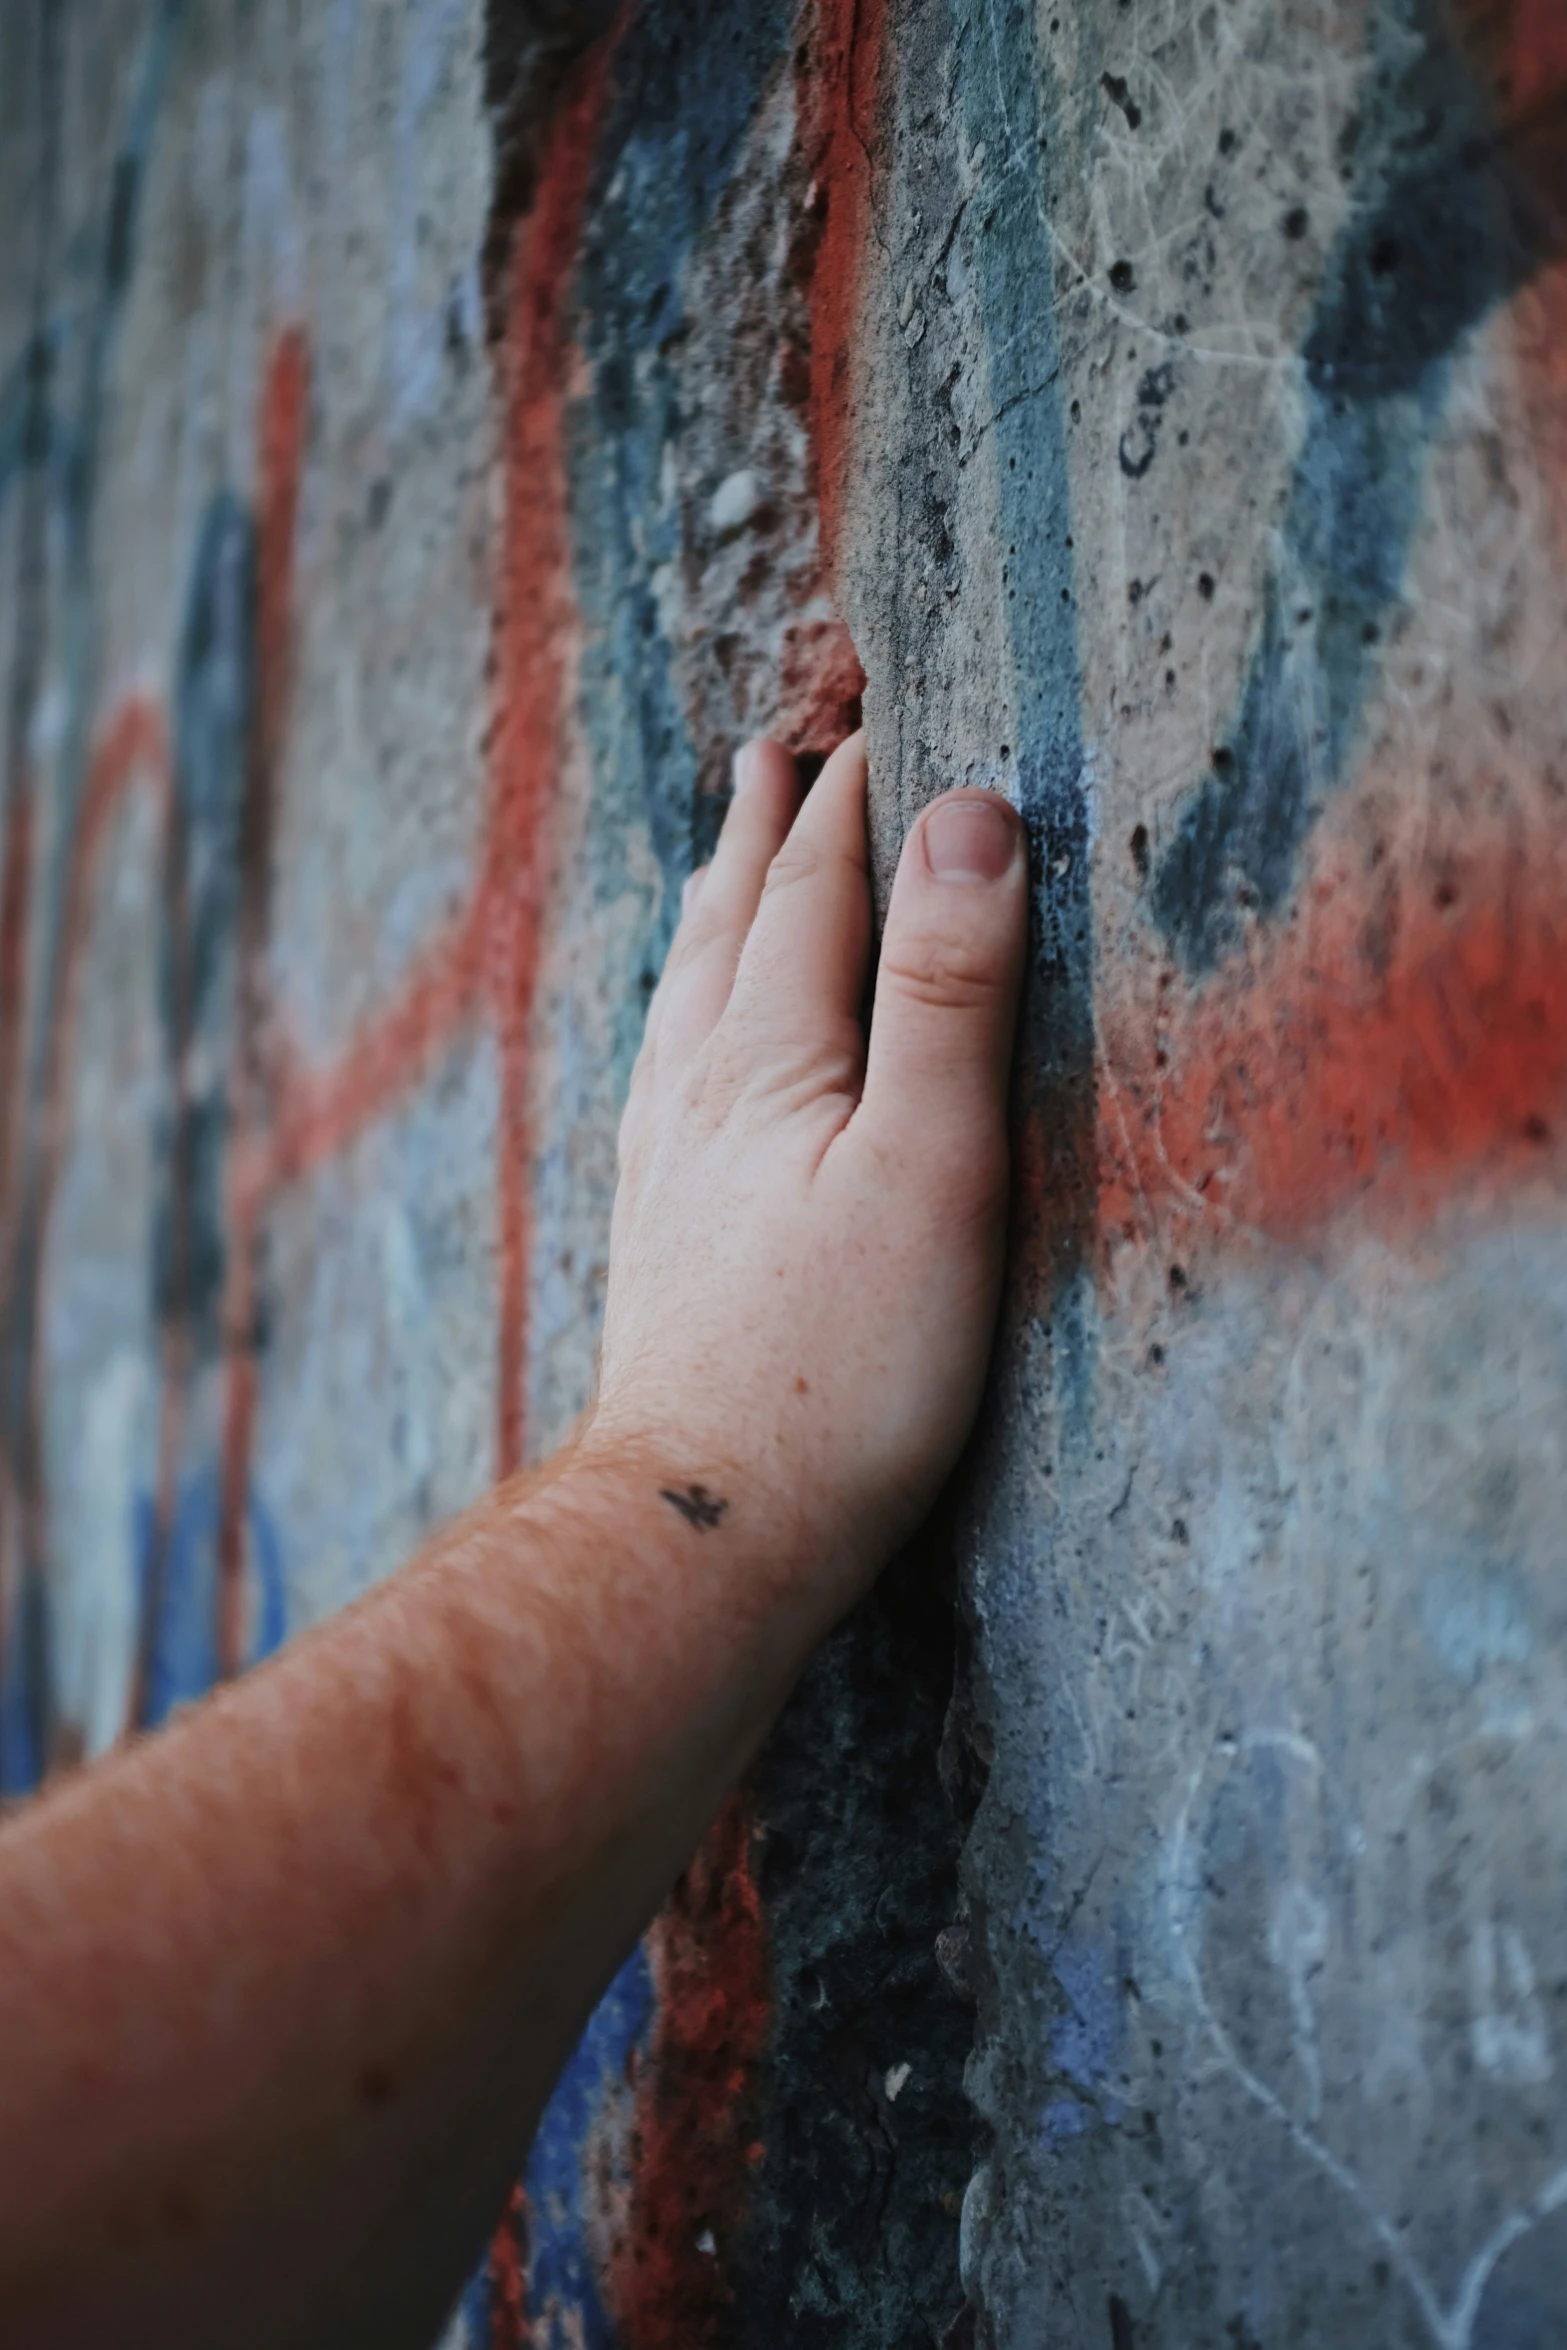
722 730 873 1061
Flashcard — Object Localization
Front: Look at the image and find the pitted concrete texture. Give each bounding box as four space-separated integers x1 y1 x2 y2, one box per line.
3 1 1567 2345
860 5 1567 2344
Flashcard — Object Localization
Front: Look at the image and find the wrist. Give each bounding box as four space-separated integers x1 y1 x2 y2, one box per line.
557 1406 856 1655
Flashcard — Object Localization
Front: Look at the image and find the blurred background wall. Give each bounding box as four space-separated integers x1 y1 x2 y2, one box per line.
1 2 1565 2343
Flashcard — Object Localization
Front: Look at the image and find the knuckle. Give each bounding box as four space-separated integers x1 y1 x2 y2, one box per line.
760 830 825 899
689 1028 757 1127
879 928 1008 1015
670 886 742 968
758 835 864 907
859 1094 1009 1237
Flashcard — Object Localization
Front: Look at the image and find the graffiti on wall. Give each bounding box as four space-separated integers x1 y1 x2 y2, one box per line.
1109 0 1567 1263
0 1 883 2341
5 0 1567 2342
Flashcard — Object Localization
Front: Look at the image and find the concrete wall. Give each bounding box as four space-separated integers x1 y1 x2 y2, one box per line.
2 1 1565 2343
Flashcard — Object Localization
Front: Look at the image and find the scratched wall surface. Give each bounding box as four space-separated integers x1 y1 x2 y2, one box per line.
3 0 1566 2345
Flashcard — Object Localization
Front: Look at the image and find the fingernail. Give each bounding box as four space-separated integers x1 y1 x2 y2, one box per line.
923 793 1021 882
732 741 767 797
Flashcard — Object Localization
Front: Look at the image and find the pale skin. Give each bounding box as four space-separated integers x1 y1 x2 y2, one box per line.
0 730 1028 2347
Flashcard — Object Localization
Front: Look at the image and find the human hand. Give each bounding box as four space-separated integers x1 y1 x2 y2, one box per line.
585 731 1028 1629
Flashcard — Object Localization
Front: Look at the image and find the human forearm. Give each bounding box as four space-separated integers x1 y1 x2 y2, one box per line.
0 729 1027 2346
0 1435 821 2350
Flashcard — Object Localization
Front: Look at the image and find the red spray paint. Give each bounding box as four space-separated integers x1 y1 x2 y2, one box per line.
488 44 615 1491
489 2179 530 2350
801 0 888 589
1099 772 1567 1258
611 1794 770 2346
482 37 622 2339
250 908 488 1201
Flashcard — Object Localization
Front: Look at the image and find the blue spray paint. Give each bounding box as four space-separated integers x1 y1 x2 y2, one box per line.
1041 2095 1094 2147
457 1942 655 2345
150 491 256 1362
960 0 1094 1415
126 486 262 1729
134 1471 287 1728
1049 1937 1126 2121
566 0 795 1086
0 1584 44 1794
525 1942 656 2345
0 340 46 524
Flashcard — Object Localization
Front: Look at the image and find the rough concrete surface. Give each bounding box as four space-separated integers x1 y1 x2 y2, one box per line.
2 0 1566 2344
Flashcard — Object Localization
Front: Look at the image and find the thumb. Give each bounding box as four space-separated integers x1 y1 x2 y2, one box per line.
857 788 1028 1189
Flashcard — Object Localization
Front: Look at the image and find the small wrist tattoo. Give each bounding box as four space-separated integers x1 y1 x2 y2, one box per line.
660 1483 728 1533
